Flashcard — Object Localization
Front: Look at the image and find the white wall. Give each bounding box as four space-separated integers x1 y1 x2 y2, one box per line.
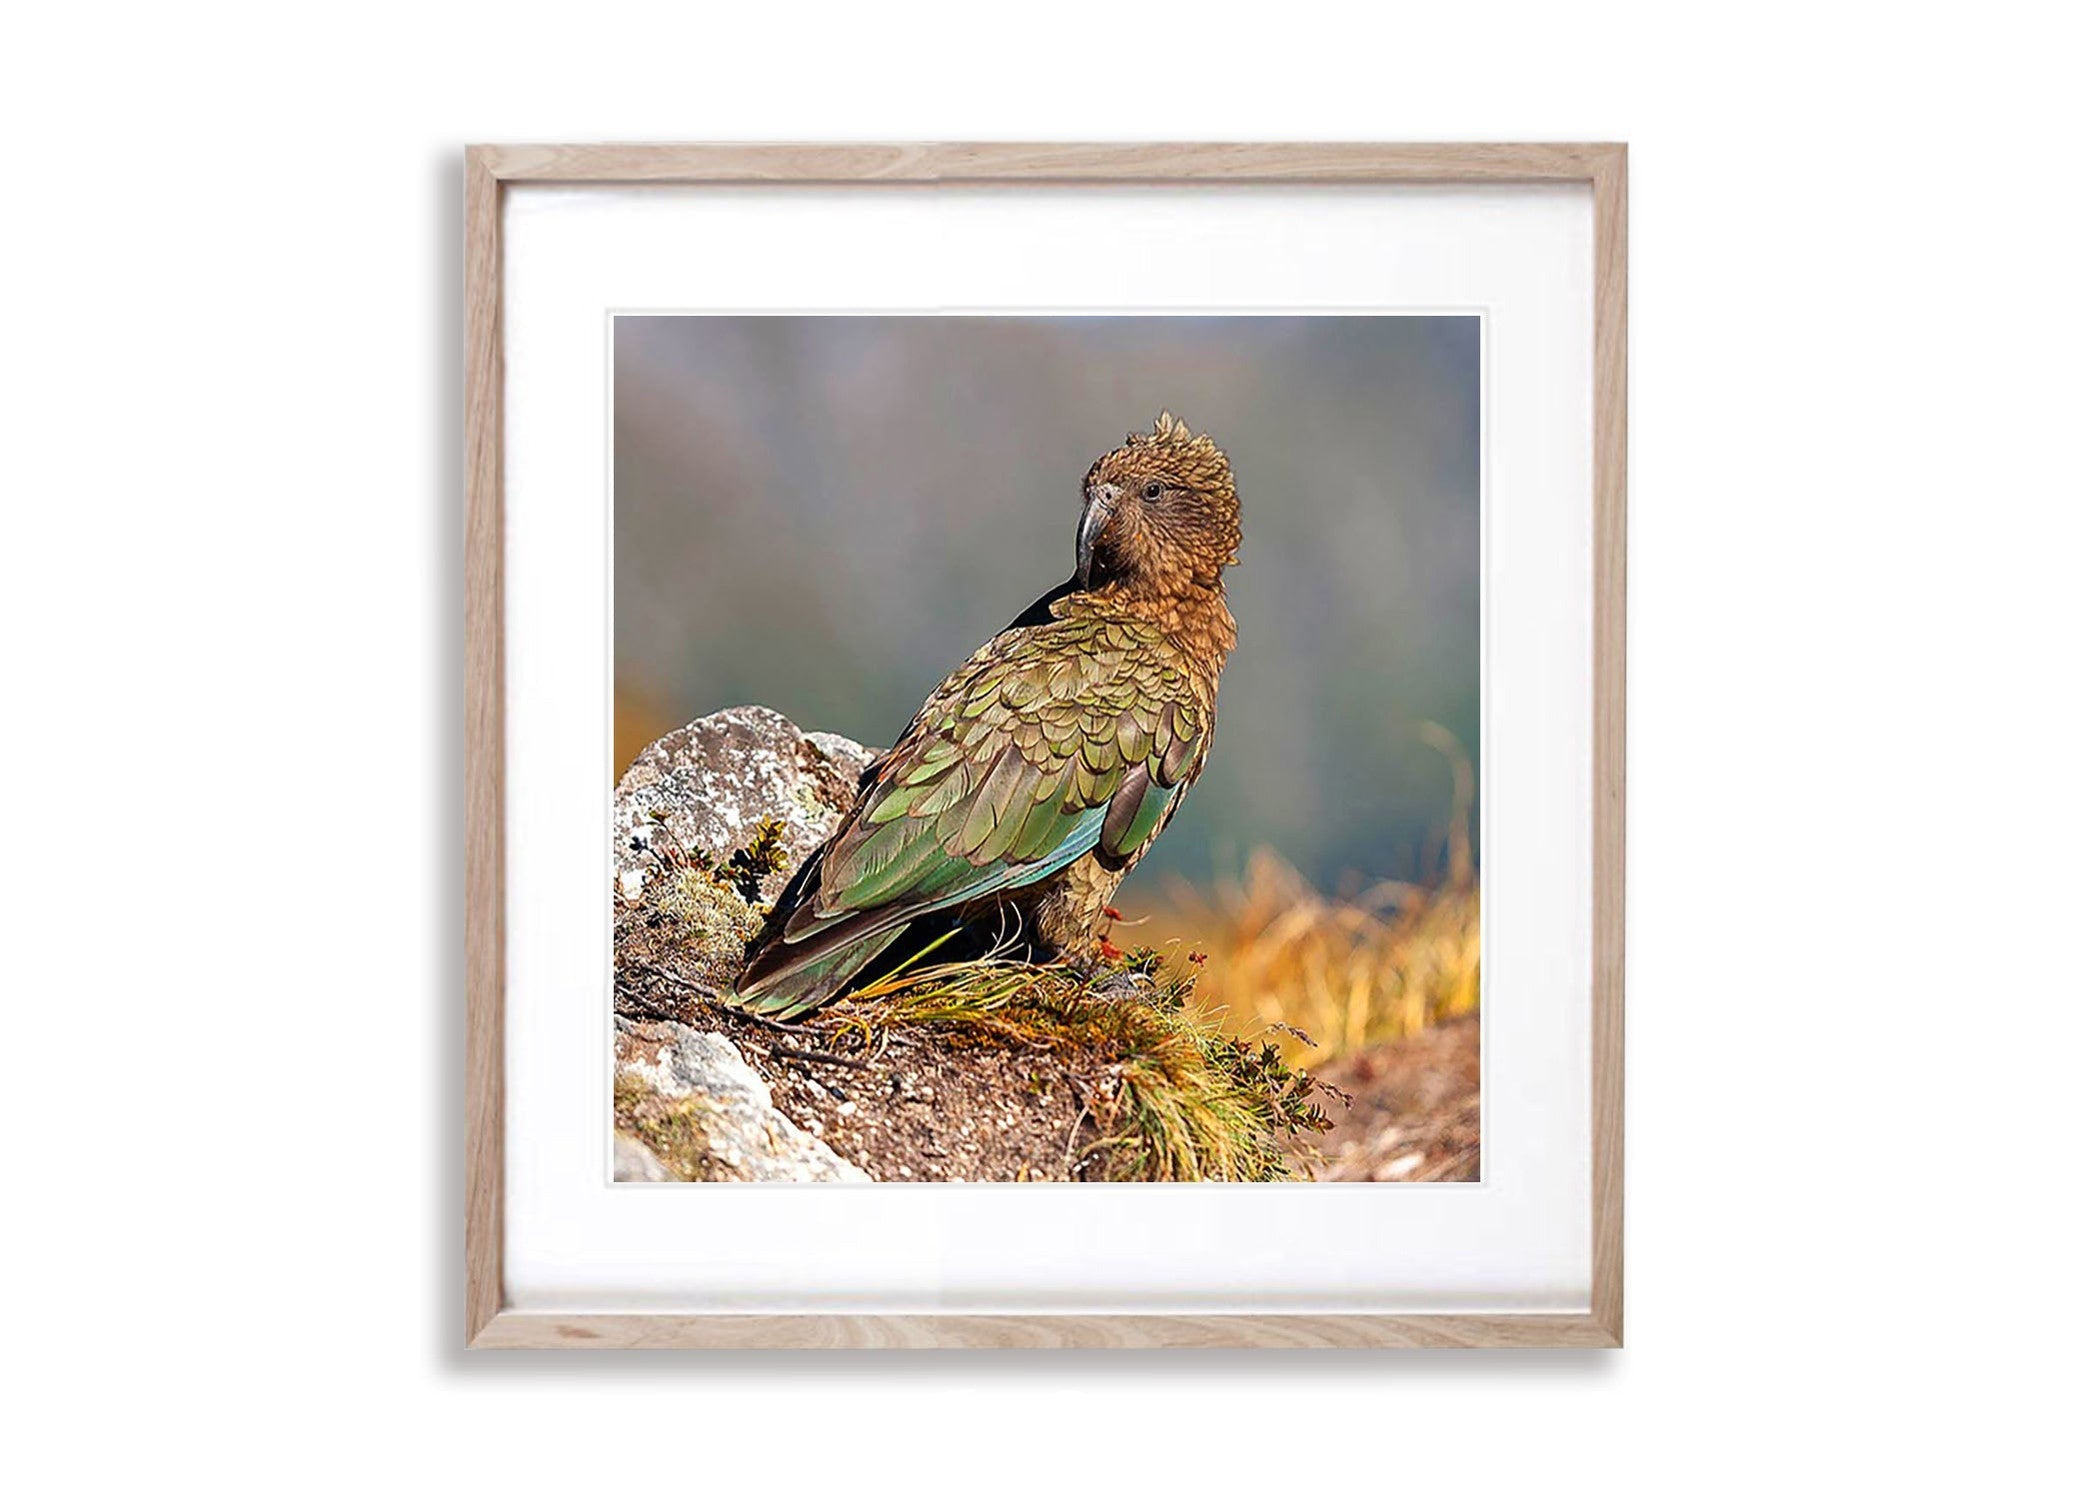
5 3 2091 1493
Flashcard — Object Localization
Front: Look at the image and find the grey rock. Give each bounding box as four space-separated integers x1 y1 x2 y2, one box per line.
611 707 880 1183
615 1016 872 1183
613 704 875 906
612 1132 673 1183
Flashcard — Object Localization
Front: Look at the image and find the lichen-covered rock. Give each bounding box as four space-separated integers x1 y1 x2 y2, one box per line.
611 707 882 1182
615 1016 872 1183
618 864 771 990
614 705 875 907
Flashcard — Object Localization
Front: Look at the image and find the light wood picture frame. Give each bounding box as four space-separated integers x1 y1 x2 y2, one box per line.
465 142 1626 1350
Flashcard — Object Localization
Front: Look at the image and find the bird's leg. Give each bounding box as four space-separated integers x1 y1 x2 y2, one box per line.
1074 914 1152 999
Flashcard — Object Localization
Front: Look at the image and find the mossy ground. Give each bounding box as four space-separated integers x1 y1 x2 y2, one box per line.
618 952 1336 1182
827 947 1336 1182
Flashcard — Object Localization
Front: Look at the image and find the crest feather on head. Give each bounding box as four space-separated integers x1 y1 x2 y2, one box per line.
1130 410 1196 448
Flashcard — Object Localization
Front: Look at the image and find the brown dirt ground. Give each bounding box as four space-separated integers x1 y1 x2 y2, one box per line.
617 930 1479 1183
617 964 1126 1181
1311 1012 1481 1181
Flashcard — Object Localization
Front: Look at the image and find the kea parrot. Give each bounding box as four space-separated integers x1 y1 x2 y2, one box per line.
735 413 1240 1018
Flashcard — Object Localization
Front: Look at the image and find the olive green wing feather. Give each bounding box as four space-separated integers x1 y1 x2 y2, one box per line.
736 617 1206 1016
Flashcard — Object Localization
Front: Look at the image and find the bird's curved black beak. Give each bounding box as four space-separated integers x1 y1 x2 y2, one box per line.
1076 484 1116 589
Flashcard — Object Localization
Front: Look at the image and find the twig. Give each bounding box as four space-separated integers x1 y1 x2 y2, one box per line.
614 980 681 1022
630 959 720 997
768 1044 871 1072
731 1008 829 1038
1062 1108 1089 1179
631 961 824 1036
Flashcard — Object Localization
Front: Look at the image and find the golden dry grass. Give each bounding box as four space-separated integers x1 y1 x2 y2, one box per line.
1149 850 1480 1069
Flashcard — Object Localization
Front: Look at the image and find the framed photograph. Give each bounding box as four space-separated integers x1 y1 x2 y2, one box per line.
466 143 1625 1348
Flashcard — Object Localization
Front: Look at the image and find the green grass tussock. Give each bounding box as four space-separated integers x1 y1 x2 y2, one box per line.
832 946 1336 1182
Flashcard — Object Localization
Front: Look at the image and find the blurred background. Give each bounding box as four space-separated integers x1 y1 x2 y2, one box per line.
616 315 1478 889
616 315 1482 1175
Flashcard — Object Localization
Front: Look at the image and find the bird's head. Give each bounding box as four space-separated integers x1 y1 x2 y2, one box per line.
1074 412 1241 597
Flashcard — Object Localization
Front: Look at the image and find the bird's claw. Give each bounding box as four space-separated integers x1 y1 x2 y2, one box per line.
1084 968 1152 1000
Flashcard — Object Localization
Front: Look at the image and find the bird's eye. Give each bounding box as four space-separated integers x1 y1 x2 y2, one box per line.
1143 482 1163 501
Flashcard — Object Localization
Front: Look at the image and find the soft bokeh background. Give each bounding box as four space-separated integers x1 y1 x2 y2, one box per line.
615 314 1480 899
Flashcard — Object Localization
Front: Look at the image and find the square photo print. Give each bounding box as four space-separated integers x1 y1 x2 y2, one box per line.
611 314 1481 1185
